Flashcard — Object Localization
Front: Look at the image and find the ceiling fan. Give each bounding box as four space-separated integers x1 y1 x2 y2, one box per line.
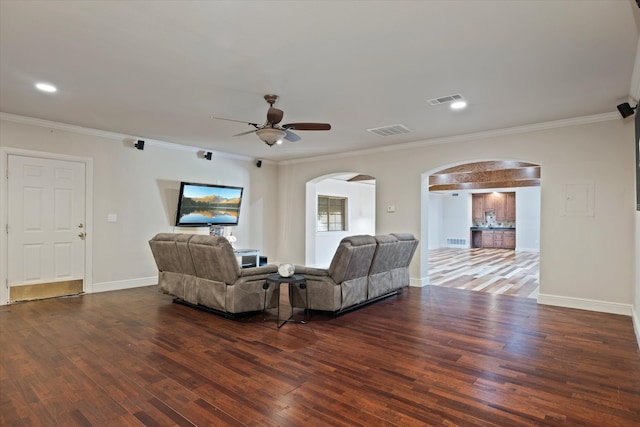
212 94 331 146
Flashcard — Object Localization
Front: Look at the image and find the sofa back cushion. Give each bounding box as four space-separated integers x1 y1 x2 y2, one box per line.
328 235 377 284
175 233 196 275
188 235 241 285
369 234 402 274
149 233 188 274
389 233 419 268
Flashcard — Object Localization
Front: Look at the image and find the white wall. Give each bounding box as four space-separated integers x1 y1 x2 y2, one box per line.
441 192 470 247
276 117 636 316
0 117 279 303
515 187 541 252
307 178 375 267
427 193 444 249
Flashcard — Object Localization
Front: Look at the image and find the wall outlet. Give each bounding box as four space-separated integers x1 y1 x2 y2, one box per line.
107 213 117 222
387 205 396 213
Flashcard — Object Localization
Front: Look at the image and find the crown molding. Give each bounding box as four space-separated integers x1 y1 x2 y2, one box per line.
1 110 620 167
0 112 253 162
281 112 620 165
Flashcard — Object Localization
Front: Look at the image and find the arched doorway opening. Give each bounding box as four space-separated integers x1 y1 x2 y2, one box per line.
421 160 541 297
305 172 376 267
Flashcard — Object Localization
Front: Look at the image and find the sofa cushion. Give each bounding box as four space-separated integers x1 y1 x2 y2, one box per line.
188 235 241 285
149 233 185 274
390 233 419 268
369 234 401 274
328 235 377 284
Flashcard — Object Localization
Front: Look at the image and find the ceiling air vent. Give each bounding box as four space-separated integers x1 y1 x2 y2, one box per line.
367 124 412 137
427 93 465 106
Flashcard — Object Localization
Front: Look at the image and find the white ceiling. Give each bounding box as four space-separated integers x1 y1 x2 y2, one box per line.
1 1 639 162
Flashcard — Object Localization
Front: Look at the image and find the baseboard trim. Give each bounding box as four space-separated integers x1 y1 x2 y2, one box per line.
410 277 429 287
538 293 633 316
515 247 540 253
633 305 640 351
91 277 157 294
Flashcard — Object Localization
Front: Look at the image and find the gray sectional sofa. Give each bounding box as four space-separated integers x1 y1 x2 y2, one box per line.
290 233 419 313
149 233 278 316
149 232 418 318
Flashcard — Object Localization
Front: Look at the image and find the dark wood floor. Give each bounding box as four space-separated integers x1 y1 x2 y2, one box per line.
1 285 639 426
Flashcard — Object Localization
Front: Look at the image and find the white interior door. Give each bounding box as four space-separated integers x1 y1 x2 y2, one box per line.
7 155 86 300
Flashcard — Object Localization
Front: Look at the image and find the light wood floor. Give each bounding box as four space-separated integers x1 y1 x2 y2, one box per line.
429 248 540 299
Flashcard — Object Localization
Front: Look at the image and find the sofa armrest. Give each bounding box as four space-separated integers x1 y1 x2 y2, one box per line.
293 265 330 276
239 264 279 277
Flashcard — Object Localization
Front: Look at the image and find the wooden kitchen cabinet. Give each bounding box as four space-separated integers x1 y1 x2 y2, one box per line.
484 193 496 212
503 231 515 248
493 194 506 221
472 194 484 222
493 230 504 247
472 192 516 223
482 230 494 247
506 192 516 221
472 229 516 249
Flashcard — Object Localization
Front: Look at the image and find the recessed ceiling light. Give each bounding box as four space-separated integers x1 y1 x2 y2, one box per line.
35 82 57 93
450 100 467 110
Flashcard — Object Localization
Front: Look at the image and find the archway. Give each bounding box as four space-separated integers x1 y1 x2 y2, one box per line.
305 172 376 267
420 159 541 297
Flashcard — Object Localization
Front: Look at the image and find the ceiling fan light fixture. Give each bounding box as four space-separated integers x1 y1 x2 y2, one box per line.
256 128 286 146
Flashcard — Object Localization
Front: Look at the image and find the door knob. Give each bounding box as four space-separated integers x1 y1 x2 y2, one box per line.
78 232 86 239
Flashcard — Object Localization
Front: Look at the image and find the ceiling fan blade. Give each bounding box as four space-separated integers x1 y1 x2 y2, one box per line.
212 116 260 127
283 122 331 131
284 129 301 142
232 129 259 137
267 107 284 125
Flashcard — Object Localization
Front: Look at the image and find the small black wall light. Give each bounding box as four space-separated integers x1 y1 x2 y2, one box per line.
134 139 145 150
256 159 262 168
617 102 637 119
204 152 213 160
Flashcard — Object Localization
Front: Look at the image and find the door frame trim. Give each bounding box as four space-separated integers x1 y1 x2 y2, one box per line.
0 148 94 305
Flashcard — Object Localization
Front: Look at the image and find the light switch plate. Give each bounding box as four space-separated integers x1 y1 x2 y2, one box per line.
107 213 117 222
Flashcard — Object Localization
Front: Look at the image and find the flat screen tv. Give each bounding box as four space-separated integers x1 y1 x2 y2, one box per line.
175 181 244 227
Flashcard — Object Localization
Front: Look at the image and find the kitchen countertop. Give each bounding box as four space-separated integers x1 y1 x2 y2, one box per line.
470 227 516 230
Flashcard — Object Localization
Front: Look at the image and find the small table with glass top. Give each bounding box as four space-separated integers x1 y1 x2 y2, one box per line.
264 273 309 328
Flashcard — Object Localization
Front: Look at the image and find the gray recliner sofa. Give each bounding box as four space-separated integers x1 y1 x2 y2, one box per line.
149 233 278 316
368 233 419 299
290 233 418 313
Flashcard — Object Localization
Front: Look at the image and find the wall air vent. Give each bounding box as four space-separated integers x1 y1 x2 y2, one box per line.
446 238 467 246
427 93 465 106
367 124 412 137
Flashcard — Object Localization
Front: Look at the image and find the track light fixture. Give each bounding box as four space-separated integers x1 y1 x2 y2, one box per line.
617 102 637 119
134 139 145 150
204 152 213 160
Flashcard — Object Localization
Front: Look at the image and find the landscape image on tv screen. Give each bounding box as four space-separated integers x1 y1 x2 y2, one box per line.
175 182 243 226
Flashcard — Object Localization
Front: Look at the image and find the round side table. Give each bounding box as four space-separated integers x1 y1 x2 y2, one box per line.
265 273 308 328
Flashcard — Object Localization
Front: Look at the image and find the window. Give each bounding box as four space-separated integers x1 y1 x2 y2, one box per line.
317 195 346 231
